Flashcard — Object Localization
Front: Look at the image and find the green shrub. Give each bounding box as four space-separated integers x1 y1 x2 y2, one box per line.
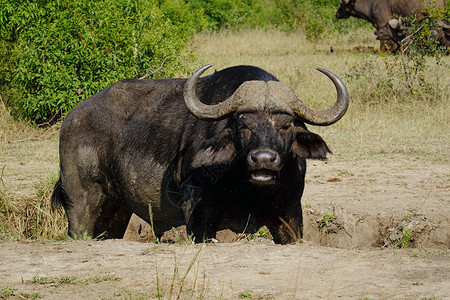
344 53 446 105
0 0 203 124
0 0 370 124
398 1 449 57
190 0 235 30
187 0 366 34
159 0 207 32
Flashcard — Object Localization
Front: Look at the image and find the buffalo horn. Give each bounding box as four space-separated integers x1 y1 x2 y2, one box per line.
290 68 349 126
388 18 399 29
183 64 240 120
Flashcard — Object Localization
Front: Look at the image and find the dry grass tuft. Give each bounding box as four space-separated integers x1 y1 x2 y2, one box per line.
1 97 65 240
0 172 67 241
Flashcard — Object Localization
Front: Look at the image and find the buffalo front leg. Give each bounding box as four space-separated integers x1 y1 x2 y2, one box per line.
183 196 220 243
268 205 303 244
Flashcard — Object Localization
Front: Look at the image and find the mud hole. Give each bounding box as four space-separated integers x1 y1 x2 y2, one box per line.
1 158 449 299
124 159 449 250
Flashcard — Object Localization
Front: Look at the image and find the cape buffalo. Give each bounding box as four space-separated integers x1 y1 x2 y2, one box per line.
336 0 448 52
51 64 349 244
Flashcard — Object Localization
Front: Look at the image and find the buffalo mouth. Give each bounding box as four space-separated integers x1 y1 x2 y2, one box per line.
250 169 277 183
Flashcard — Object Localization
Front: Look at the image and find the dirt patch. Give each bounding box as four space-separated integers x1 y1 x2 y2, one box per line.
0 240 448 299
301 158 450 249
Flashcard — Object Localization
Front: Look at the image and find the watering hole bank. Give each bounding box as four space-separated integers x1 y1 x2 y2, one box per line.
124 159 449 250
123 207 449 250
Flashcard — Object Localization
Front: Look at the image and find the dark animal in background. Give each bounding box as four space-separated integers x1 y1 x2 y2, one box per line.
51 64 349 244
336 0 449 52
377 16 450 49
374 18 407 51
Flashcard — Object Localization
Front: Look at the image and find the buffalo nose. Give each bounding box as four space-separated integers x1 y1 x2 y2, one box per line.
248 149 280 168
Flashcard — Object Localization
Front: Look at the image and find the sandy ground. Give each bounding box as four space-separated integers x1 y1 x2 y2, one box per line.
0 239 448 299
0 156 449 299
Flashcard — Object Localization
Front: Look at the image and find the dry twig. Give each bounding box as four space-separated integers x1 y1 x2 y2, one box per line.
139 58 168 80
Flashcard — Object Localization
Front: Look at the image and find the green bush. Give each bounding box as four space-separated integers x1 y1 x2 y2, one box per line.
190 0 236 30
399 3 449 57
185 0 365 34
0 0 204 124
0 0 367 124
344 50 447 105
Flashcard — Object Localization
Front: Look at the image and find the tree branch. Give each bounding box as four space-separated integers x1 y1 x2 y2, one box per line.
139 58 168 80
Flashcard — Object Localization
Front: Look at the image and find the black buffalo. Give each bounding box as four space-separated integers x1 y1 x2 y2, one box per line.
336 0 448 52
51 65 349 244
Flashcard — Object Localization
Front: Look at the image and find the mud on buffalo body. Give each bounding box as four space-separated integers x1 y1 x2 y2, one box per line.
51 64 349 244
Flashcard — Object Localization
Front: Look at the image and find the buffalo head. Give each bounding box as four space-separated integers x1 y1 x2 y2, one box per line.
336 0 358 20
375 17 407 52
184 65 349 186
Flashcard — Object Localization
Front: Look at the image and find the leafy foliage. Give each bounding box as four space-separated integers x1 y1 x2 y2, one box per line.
188 0 367 36
0 0 405 124
319 212 335 228
344 52 447 105
0 0 203 124
398 2 449 57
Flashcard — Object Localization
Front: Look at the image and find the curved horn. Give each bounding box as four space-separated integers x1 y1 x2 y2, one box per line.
183 64 240 120
291 68 349 126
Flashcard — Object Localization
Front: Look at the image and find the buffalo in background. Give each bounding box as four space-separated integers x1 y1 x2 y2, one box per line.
336 0 449 52
51 65 349 244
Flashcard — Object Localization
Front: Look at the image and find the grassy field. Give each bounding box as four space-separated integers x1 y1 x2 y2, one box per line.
0 28 449 241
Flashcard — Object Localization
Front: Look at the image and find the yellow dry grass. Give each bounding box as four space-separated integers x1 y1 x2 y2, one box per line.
1 97 64 240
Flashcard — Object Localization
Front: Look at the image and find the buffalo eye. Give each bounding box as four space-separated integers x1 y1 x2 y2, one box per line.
237 114 257 140
238 114 257 130
239 127 252 142
276 125 292 140
272 114 293 133
277 124 291 131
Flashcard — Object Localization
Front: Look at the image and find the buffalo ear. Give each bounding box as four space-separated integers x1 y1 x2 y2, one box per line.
292 129 331 160
191 143 236 168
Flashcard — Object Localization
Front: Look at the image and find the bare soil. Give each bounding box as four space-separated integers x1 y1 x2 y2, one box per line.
1 239 448 299
1 156 449 299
